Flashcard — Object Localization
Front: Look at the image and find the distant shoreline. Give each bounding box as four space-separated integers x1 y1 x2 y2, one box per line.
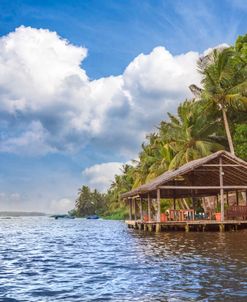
0 211 47 217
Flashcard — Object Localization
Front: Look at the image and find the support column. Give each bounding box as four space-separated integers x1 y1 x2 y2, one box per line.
129 199 132 220
236 190 239 206
140 197 143 222
148 193 151 222
173 183 176 210
219 157 224 221
157 188 161 222
134 198 137 221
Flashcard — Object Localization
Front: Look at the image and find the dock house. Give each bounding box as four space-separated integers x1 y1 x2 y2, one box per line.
122 150 247 232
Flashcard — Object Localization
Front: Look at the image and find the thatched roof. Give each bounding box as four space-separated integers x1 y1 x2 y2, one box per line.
121 150 247 199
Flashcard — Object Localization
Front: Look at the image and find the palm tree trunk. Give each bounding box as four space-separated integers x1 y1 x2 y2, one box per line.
222 108 235 155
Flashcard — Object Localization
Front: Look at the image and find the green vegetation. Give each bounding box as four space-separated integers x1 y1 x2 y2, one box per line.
73 34 247 219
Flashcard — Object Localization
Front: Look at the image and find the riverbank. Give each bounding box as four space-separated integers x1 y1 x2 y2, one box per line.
102 208 128 220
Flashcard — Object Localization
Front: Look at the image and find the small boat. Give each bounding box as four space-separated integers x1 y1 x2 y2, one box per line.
51 214 75 220
86 215 99 219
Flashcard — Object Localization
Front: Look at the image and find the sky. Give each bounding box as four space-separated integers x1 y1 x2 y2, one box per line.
0 0 246 213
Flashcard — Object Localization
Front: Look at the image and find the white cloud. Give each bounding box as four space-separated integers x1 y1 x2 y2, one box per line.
0 26 202 158
0 191 75 214
48 198 74 214
0 120 56 155
81 162 124 192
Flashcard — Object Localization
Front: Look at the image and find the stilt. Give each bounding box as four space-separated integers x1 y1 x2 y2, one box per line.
155 223 161 232
143 224 147 231
185 224 190 232
219 224 225 232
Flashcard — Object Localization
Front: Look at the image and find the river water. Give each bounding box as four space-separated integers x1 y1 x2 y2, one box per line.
0 217 247 301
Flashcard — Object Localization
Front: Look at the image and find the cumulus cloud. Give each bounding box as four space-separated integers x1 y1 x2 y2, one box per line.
0 26 202 158
0 120 56 155
81 162 124 192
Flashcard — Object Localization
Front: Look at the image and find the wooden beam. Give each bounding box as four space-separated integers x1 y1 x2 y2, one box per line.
157 189 161 222
159 186 247 189
202 164 243 167
129 195 140 199
219 157 224 221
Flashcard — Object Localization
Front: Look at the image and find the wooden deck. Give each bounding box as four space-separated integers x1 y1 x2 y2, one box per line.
125 220 247 232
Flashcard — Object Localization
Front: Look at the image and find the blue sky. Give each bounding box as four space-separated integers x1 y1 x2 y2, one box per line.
0 0 246 213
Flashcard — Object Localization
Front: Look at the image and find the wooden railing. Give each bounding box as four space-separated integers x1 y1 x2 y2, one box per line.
168 209 195 221
226 206 247 220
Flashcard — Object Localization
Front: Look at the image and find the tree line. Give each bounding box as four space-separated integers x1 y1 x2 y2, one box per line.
74 34 247 218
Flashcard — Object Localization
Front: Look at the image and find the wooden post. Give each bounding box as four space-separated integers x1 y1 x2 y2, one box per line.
140 198 143 222
219 157 224 221
156 223 161 232
185 224 190 232
191 190 196 212
173 186 176 210
219 224 225 232
148 193 151 222
134 198 137 221
157 188 161 223
129 199 132 220
246 190 247 206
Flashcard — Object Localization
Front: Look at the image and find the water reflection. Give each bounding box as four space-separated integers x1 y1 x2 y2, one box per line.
0 218 247 301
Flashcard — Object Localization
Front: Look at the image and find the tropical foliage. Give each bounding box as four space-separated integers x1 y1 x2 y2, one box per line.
74 34 247 219
75 186 108 217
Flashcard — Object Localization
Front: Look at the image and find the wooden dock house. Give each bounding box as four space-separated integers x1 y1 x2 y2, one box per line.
122 151 247 232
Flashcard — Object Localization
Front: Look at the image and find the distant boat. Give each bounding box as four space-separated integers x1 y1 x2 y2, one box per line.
86 215 99 219
51 214 75 220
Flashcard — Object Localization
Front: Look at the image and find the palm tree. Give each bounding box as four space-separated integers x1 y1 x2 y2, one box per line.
163 100 224 168
198 47 247 155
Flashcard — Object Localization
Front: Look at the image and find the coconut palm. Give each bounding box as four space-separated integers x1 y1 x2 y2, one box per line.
163 100 224 168
198 47 247 155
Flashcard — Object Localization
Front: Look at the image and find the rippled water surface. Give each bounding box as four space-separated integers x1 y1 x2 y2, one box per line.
0 218 247 301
